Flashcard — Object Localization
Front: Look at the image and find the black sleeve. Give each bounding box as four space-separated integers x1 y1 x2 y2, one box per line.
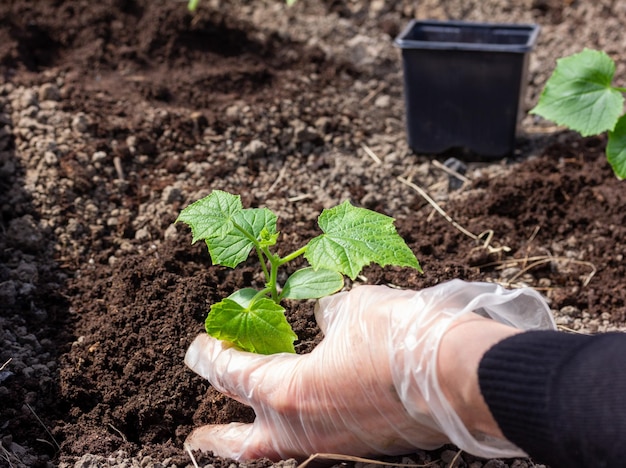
478 330 626 468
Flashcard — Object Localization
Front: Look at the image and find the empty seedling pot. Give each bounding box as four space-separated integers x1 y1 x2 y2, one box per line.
395 20 539 158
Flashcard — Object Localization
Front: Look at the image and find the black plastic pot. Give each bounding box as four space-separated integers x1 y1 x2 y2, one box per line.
395 20 539 157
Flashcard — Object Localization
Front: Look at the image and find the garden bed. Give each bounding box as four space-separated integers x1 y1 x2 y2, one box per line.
2 1 626 467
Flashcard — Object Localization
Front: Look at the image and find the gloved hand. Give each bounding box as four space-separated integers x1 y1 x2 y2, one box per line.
184 279 555 461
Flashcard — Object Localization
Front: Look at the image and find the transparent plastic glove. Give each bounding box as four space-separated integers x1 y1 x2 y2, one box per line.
184 279 556 461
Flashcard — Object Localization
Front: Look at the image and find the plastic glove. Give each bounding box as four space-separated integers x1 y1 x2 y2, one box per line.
184 279 556 461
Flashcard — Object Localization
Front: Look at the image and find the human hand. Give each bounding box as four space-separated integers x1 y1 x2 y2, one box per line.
184 279 555 461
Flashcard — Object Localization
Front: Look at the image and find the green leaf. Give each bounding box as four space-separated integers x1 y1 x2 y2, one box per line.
188 0 199 11
531 49 624 136
177 191 278 268
176 190 243 244
227 288 259 308
206 298 297 354
281 267 344 300
607 115 626 179
205 207 277 268
305 201 421 279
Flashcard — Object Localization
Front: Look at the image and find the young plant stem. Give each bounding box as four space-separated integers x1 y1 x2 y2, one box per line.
231 218 308 302
278 246 307 265
255 245 271 283
251 287 274 305
270 262 279 302
263 246 308 302
260 245 281 302
232 220 260 243
231 220 272 281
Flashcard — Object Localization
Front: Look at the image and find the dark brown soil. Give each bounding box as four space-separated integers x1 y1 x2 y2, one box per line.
1 1 626 467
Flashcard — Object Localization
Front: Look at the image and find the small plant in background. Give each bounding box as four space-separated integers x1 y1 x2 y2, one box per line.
531 48 626 179
177 190 421 354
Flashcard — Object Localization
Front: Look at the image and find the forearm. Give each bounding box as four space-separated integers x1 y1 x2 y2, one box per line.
437 314 522 440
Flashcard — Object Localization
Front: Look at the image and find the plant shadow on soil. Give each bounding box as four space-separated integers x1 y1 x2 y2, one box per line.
2 1 626 467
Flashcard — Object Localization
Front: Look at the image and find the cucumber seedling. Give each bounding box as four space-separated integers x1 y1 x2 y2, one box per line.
177 190 421 354
531 48 626 179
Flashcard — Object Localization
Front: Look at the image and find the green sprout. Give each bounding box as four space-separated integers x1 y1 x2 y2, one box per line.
177 190 421 354
531 48 626 179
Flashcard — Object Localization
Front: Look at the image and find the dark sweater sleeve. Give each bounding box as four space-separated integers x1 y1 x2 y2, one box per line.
478 330 626 468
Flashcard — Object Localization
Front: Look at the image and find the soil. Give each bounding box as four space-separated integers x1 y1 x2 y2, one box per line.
2 1 626 467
